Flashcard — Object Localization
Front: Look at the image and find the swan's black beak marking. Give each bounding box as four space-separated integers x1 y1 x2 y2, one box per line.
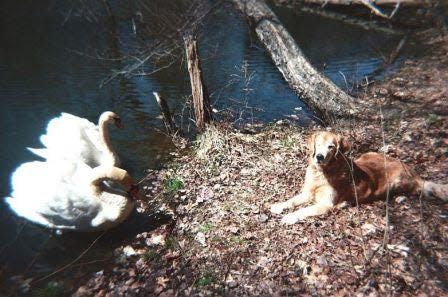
115 117 124 129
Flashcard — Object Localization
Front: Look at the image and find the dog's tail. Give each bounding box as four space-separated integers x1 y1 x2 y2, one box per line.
419 180 448 201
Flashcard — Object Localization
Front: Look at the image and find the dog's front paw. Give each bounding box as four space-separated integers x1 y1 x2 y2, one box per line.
270 203 285 214
281 213 301 225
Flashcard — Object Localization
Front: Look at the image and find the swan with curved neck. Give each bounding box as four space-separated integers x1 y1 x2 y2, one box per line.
5 162 142 231
96 111 122 167
27 111 122 168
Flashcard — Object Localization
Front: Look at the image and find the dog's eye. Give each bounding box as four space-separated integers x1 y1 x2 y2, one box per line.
328 144 335 149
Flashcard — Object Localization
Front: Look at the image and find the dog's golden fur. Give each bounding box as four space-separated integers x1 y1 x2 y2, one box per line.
271 131 448 224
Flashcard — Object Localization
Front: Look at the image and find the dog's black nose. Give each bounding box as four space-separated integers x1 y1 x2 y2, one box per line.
316 154 324 161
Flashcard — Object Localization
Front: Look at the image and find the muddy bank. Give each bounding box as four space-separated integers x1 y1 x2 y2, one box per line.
13 29 448 296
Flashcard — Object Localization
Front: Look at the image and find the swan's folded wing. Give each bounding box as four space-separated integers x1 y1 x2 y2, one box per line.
37 113 103 166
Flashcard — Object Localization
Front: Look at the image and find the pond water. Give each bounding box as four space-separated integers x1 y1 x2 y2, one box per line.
0 0 410 291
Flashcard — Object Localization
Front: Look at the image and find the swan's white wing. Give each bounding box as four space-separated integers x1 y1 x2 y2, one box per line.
33 113 103 167
6 161 103 230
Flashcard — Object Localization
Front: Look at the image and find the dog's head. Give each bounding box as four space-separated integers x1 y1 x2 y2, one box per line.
308 131 350 167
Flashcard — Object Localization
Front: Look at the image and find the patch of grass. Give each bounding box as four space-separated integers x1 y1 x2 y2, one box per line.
165 236 179 250
197 223 214 233
209 235 223 243
195 273 215 287
229 235 247 245
143 249 155 261
426 113 440 125
165 177 183 192
34 281 63 297
280 136 297 149
223 202 232 212
235 202 250 214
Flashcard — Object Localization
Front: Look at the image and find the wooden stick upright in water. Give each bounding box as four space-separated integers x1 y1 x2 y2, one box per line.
184 35 212 132
153 92 178 134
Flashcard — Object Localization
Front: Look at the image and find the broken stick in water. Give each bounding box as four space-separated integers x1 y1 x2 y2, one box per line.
153 92 178 134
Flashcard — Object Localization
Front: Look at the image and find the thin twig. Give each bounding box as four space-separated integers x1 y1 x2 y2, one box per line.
32 231 106 284
379 104 393 296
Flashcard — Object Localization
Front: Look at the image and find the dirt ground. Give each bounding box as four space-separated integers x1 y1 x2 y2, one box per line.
67 29 448 296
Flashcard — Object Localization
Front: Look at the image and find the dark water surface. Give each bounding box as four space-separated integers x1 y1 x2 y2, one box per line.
0 0 410 291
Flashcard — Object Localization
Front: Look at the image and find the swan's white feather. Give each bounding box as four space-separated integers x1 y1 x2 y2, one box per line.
5 160 134 231
28 113 108 167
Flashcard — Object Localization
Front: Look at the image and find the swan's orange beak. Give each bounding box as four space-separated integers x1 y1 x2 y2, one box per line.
128 184 144 201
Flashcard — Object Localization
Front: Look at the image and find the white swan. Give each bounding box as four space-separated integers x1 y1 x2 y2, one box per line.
5 161 141 231
28 111 122 167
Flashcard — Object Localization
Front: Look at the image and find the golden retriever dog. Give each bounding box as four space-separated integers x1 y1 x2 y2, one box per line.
271 131 448 224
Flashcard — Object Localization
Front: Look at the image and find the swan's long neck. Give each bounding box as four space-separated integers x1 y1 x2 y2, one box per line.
90 166 135 228
90 166 133 201
98 117 118 166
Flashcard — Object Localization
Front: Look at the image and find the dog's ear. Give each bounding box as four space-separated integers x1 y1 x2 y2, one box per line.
307 133 316 157
338 135 351 155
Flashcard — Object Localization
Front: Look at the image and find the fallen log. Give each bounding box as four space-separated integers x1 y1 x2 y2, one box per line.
296 0 429 19
184 35 213 131
297 5 403 35
298 0 427 6
231 0 357 121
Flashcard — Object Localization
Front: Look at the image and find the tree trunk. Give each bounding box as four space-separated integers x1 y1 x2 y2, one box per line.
231 0 357 122
184 35 213 132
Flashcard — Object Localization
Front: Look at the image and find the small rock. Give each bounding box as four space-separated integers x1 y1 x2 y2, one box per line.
122 246 137 257
227 281 238 289
395 196 407 203
135 258 146 270
229 226 240 234
296 260 309 275
368 278 379 289
251 205 260 214
377 88 389 96
73 286 90 297
403 133 413 142
361 223 377 235
195 232 207 247
316 255 328 267
392 90 411 100
240 168 251 176
388 244 410 257
257 214 269 223
146 234 166 247
379 144 392 153
288 114 300 121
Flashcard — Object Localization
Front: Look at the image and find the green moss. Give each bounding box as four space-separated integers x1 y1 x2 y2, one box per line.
165 177 183 192
143 249 155 261
195 273 215 287
197 223 214 233
34 281 63 297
